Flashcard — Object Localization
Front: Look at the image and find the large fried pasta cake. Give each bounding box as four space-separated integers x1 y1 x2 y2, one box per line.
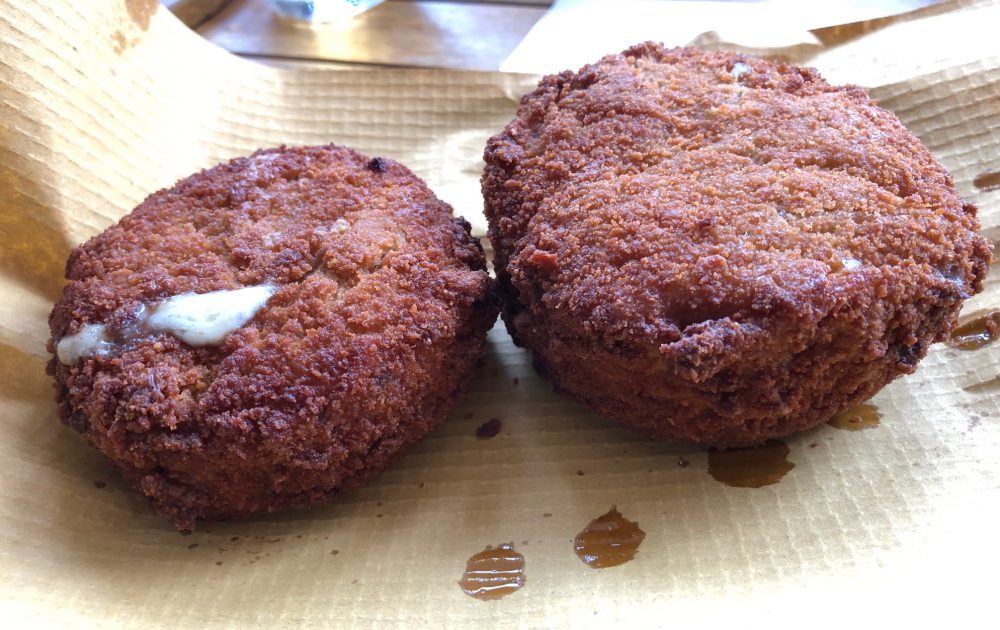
50 145 498 528
483 44 990 447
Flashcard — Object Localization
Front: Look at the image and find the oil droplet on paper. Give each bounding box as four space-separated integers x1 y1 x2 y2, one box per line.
459 543 525 600
947 311 1000 351
573 507 646 569
828 403 881 431
972 171 1000 192
708 439 794 488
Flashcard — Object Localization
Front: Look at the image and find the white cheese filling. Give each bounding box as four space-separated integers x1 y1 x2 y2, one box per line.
55 323 113 366
55 284 277 365
145 285 277 347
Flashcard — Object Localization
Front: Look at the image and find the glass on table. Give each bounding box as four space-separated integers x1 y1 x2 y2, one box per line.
265 0 386 22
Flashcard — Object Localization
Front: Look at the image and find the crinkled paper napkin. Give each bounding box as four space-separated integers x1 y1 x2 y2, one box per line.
1 1 999 627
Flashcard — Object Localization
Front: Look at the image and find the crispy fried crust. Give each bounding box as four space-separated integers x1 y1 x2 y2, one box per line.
48 144 498 528
483 44 991 447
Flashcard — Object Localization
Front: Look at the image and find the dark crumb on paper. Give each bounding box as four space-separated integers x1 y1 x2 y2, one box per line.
296 535 303 539
93 480 106 489
352 579 359 584
215 561 223 566
187 543 199 549
531 357 549 379
476 418 502 439
543 512 553 518
521 539 529 545
330 549 340 556
418 482 425 488
576 470 585 476
973 170 1000 192
677 457 690 468
809 442 819 448
376 501 382 507
376 514 383 518
366 156 386 172
230 536 240 542
513 377 520 386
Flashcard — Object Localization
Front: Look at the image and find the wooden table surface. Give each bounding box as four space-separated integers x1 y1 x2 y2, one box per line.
177 0 551 70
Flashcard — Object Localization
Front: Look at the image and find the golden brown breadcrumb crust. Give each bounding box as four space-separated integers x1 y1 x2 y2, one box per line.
483 43 991 447
49 145 497 529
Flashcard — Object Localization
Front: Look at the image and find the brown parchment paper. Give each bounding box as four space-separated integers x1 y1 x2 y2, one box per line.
2 1 999 627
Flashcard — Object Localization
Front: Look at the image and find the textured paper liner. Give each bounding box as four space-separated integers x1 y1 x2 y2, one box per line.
1 0 998 626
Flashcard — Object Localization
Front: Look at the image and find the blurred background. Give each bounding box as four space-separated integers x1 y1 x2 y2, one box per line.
162 0 941 73
163 0 553 70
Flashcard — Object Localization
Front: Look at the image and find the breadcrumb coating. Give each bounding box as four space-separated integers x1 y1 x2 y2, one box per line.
49 144 497 528
484 43 990 447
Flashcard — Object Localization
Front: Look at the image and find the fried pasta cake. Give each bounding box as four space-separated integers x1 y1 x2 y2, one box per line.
49 145 497 528
483 44 991 447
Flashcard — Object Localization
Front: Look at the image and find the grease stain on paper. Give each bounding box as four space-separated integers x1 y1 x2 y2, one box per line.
828 403 881 431
126 0 157 29
114 0 158 53
708 439 794 488
573 507 646 569
948 311 1000 350
459 543 525 600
